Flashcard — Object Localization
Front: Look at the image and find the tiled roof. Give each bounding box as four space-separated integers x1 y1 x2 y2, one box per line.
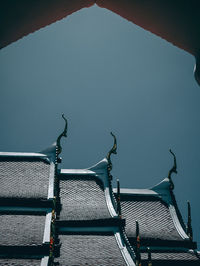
56 160 136 266
0 157 50 199
0 258 42 265
141 251 200 261
120 195 183 241
0 146 199 266
59 175 111 220
0 214 46 246
54 233 127 266
140 250 200 265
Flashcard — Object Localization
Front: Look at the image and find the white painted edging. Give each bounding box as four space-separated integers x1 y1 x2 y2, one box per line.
43 212 52 244
48 162 55 199
114 231 136 266
40 256 49 266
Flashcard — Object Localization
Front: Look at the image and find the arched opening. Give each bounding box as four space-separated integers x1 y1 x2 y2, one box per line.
0 2 200 248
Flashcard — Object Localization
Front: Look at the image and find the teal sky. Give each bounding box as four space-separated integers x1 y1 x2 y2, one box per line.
0 5 200 248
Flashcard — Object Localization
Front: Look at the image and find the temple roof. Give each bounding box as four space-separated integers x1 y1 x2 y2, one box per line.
113 177 194 248
0 141 199 265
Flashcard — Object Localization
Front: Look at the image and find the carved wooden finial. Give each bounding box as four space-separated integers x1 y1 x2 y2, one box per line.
56 114 68 156
168 149 177 189
106 132 117 178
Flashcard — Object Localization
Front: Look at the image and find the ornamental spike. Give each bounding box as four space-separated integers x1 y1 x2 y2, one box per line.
187 201 193 241
147 247 152 266
135 221 141 266
117 179 121 218
56 114 68 156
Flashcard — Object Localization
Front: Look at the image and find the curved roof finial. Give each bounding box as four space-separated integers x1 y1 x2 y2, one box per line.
106 132 117 175
168 149 177 189
56 114 68 156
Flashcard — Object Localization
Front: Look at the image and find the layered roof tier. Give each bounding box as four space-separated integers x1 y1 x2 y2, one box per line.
55 159 136 266
114 177 194 248
0 138 199 265
0 149 56 266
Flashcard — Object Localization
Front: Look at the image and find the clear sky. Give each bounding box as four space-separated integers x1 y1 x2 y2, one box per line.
0 5 199 248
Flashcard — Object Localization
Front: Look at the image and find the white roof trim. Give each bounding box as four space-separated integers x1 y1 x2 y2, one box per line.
113 188 158 196
40 257 49 266
0 151 47 157
0 142 57 163
113 178 173 204
114 231 136 266
43 211 52 244
0 151 50 163
60 158 109 176
60 168 95 175
169 204 189 240
105 186 117 217
48 162 55 199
